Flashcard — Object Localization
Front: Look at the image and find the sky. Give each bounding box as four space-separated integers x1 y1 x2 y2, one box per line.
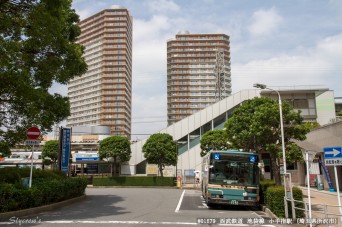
51 0 342 140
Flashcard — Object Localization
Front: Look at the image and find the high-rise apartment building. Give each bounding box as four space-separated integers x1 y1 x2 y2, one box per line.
67 5 133 138
167 32 231 125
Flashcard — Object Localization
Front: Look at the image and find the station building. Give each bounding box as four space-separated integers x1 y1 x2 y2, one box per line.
4 87 340 188
129 86 340 186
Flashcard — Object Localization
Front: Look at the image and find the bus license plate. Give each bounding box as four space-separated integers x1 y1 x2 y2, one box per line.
229 200 238 205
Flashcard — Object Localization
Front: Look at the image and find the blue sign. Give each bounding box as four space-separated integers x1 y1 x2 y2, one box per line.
324 147 342 159
213 154 221 160
250 155 256 163
61 128 71 174
76 157 99 161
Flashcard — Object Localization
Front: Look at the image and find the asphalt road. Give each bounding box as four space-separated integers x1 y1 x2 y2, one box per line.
2 188 288 226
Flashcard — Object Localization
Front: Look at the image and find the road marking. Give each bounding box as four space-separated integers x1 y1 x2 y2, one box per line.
251 211 263 219
200 195 208 208
175 189 185 213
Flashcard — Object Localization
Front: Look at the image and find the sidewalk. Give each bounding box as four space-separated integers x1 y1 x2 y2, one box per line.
297 186 342 225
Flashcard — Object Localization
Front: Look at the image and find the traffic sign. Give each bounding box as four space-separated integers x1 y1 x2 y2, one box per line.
324 147 342 166
26 127 41 140
324 147 342 158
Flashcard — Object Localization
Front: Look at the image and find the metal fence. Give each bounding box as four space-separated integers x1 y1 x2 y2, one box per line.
288 198 342 226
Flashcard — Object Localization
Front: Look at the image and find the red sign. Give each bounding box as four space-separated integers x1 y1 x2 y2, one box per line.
26 127 41 140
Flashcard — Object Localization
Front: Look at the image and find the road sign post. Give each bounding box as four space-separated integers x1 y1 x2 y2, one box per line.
26 127 41 188
302 150 317 227
324 147 342 222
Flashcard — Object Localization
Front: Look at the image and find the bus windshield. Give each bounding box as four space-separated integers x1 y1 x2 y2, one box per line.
209 153 259 186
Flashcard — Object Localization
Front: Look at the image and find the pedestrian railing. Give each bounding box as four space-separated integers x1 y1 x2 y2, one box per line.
289 198 342 226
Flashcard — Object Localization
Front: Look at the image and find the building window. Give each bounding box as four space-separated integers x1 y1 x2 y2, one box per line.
293 99 308 109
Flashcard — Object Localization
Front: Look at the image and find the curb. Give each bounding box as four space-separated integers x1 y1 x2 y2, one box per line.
0 195 86 221
260 204 278 219
297 186 342 196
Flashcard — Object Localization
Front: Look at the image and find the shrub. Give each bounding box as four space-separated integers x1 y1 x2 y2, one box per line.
266 186 285 217
259 179 276 204
0 168 21 184
266 186 304 218
0 168 87 213
0 184 19 212
291 187 305 218
93 176 176 186
0 167 66 185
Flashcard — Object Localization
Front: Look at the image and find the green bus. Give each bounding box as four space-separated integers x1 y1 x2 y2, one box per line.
201 150 260 207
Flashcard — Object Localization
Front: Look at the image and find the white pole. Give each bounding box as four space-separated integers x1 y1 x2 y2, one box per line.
29 144 34 188
306 151 312 227
278 95 289 218
333 165 342 222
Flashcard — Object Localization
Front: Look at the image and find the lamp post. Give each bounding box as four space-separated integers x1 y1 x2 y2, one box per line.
253 83 288 217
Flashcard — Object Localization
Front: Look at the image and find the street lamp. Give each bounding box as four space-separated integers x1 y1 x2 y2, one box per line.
253 83 288 217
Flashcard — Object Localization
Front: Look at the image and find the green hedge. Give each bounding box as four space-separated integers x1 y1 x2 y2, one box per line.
266 186 304 218
93 176 176 186
0 168 87 213
259 179 276 204
291 187 305 218
0 167 66 184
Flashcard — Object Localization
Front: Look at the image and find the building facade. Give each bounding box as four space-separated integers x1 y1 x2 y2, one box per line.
67 5 133 138
167 32 231 125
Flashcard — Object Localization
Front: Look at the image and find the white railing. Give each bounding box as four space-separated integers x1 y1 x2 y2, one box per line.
286 197 341 226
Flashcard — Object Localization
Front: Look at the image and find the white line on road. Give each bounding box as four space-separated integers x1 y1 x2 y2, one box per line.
200 195 208 208
251 211 263 219
175 189 186 213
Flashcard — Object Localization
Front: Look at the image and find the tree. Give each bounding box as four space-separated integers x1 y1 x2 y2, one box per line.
200 130 232 157
142 133 177 177
99 136 131 176
0 0 87 148
0 141 11 157
224 97 309 185
42 140 59 169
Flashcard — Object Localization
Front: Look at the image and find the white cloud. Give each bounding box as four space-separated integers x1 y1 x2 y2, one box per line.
248 7 283 37
231 34 342 95
72 0 108 20
134 15 172 40
76 9 93 20
133 15 172 89
147 0 180 14
131 94 167 140
49 83 68 96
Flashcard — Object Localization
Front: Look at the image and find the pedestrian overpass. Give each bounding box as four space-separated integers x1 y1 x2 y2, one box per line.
128 89 261 175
